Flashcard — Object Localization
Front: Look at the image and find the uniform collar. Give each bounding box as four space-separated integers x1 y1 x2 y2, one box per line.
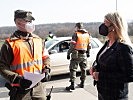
10 30 33 40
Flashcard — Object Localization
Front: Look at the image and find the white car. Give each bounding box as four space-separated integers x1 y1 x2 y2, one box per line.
45 37 103 75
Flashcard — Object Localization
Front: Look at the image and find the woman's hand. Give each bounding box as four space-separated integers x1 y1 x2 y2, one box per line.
89 67 94 75
92 72 99 81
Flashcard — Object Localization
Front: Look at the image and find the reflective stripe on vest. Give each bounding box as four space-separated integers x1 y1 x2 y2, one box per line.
10 59 42 70
6 37 43 76
75 32 90 51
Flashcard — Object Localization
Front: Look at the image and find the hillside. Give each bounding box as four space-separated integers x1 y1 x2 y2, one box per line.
0 22 133 39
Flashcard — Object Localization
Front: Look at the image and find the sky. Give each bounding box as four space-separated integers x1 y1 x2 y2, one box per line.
0 0 133 27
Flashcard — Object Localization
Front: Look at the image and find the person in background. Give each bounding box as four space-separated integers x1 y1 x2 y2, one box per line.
45 31 56 41
66 22 91 91
90 12 133 100
59 42 69 52
0 9 48 100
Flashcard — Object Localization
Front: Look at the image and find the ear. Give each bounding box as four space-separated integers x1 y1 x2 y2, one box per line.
109 25 115 32
15 19 22 25
112 25 115 32
16 21 21 25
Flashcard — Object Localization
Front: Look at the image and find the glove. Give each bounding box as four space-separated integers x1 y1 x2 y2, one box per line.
41 67 51 82
86 52 90 58
5 82 17 98
87 53 90 57
14 76 32 89
67 55 70 60
20 78 32 89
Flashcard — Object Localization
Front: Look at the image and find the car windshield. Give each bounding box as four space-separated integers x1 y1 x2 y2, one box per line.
45 39 59 49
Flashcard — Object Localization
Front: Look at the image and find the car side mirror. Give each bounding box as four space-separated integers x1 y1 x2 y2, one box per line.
49 50 58 54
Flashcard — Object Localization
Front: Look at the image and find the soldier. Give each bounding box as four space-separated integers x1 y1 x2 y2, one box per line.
0 9 49 100
66 22 91 90
45 31 56 41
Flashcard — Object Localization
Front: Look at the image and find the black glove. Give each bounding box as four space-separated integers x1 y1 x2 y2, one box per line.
41 67 51 82
20 78 32 89
14 76 32 89
5 82 18 99
87 53 90 57
67 55 70 60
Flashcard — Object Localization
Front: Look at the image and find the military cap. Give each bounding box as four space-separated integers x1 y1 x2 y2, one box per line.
75 22 84 29
14 10 35 21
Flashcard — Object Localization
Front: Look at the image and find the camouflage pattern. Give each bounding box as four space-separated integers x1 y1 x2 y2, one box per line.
69 51 87 82
67 28 90 83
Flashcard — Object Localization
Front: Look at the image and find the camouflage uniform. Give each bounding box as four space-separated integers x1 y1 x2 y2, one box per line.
0 31 47 100
68 44 87 83
66 27 90 90
0 10 47 100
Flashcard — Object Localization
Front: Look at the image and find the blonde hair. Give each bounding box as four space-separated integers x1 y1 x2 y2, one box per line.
105 12 132 46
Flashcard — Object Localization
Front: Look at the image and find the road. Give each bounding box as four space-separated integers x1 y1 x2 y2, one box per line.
47 74 133 100
0 74 133 100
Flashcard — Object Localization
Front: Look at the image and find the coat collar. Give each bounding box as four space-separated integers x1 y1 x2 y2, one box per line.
96 40 119 61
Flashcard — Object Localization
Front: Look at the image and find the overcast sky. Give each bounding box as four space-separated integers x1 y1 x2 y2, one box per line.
0 0 133 27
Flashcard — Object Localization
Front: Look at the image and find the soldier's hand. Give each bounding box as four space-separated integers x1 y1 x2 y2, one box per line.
14 76 32 89
67 55 70 60
20 78 32 89
41 66 51 82
87 53 90 57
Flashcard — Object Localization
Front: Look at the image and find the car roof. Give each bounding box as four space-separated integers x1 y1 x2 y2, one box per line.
51 36 100 40
53 37 101 42
52 37 72 41
45 36 103 50
45 37 71 50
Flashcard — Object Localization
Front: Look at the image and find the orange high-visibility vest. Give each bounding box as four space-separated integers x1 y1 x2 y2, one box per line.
75 32 90 51
6 37 43 76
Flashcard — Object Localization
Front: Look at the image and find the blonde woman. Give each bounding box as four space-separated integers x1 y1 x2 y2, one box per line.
90 12 133 100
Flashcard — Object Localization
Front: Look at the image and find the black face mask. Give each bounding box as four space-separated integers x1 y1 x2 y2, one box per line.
99 23 109 36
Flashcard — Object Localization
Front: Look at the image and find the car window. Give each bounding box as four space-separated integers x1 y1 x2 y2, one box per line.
52 44 59 52
45 39 58 49
49 40 70 54
90 39 99 48
59 41 70 52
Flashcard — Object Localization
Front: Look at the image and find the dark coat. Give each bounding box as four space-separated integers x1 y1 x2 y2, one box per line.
94 40 133 100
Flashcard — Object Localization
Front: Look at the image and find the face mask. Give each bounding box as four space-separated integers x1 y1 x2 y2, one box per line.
99 23 109 36
49 34 53 37
25 22 35 33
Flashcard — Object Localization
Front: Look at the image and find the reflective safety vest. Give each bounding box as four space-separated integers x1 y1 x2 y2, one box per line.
75 32 90 51
6 37 43 76
46 36 52 41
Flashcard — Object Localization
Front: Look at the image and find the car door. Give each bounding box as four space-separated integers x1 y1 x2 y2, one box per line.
49 40 70 75
87 38 102 68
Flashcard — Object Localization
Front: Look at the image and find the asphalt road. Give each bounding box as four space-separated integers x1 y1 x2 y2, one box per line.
50 73 133 100
0 74 133 100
